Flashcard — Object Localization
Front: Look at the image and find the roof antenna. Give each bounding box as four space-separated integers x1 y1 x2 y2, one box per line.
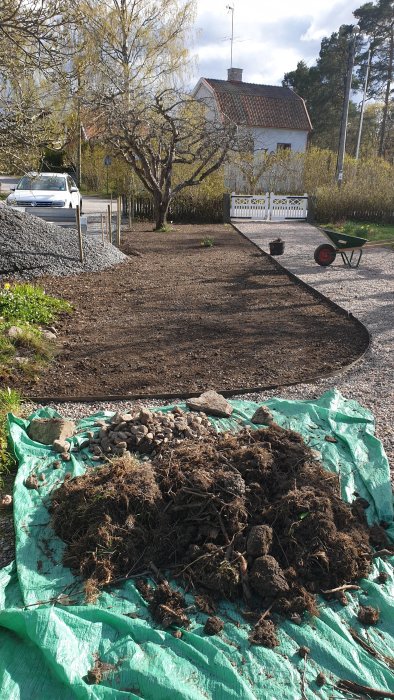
226 5 234 68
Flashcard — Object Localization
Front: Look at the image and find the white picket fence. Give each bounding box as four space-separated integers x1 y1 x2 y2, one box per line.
230 193 308 220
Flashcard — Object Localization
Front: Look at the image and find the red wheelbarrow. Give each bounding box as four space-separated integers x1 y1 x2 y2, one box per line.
314 229 368 268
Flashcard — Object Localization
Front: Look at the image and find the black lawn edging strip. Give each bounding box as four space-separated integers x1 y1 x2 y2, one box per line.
28 224 371 405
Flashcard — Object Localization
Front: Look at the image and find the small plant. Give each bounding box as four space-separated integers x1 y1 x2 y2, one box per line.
0 388 22 485
0 283 72 324
200 237 214 248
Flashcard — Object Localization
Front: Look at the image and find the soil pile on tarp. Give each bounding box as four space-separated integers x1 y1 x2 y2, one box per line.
51 425 391 643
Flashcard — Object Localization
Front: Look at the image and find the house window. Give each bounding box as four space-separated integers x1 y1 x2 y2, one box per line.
277 143 291 151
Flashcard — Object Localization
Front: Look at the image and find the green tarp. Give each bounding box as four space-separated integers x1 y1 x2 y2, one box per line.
0 389 393 699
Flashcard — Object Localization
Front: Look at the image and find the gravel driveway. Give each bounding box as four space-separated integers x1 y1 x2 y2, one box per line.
232 221 393 471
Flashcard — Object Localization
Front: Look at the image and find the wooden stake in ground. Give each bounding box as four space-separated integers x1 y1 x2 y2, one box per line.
76 205 84 263
128 195 132 230
117 196 121 246
101 214 104 244
107 204 111 243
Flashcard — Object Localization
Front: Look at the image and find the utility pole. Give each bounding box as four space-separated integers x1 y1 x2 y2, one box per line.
336 27 359 186
226 5 234 68
76 72 82 188
355 49 371 160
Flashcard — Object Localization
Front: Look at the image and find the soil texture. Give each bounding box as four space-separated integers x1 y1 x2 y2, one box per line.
14 224 368 398
50 423 390 642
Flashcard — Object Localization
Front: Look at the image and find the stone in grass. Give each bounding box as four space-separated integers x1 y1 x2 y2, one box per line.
186 390 233 418
251 406 273 425
28 418 75 445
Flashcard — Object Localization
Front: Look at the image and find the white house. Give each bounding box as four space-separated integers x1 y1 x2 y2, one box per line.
193 68 312 192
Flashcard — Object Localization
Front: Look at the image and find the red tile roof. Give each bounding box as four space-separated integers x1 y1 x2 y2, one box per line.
204 79 312 131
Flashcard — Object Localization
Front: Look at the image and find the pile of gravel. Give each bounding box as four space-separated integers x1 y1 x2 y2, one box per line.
0 207 126 279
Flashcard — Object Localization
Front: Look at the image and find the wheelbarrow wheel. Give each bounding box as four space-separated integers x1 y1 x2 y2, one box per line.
314 244 336 267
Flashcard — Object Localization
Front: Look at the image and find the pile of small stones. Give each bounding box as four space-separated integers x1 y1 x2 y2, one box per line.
87 406 215 459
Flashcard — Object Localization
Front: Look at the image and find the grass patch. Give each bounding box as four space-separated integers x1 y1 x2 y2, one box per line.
324 221 394 243
0 283 72 324
0 388 22 486
0 282 71 386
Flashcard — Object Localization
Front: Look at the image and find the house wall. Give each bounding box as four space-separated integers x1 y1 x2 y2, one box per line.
193 81 217 121
194 80 309 194
253 127 308 154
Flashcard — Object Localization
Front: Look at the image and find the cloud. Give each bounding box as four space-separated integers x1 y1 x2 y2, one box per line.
192 0 361 85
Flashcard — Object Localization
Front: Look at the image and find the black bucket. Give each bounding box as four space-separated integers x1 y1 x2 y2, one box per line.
269 238 285 255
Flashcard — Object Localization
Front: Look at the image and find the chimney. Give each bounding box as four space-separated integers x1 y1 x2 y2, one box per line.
227 68 243 82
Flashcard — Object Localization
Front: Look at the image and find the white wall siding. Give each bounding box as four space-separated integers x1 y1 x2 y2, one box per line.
253 127 308 153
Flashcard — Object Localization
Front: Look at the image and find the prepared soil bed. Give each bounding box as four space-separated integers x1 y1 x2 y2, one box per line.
16 224 368 398
50 423 391 644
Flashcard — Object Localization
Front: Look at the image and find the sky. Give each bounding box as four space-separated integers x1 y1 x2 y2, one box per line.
192 0 363 86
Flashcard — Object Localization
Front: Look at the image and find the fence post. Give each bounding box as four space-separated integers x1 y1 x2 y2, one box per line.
101 213 104 243
129 196 133 230
117 196 121 246
76 205 84 263
107 204 111 243
223 193 231 223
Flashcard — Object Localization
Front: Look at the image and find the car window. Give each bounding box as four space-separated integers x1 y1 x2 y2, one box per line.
17 176 66 191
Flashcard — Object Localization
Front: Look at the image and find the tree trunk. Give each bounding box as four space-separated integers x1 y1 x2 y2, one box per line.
153 193 170 230
378 28 394 158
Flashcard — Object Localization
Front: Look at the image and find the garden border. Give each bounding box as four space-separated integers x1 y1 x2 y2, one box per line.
28 224 371 404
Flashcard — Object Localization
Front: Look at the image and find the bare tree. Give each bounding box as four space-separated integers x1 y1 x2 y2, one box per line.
77 0 238 228
103 88 237 228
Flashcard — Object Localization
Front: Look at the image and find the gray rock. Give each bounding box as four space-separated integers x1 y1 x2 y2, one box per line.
27 418 75 445
53 439 70 454
186 390 233 418
7 326 23 338
139 408 153 425
41 330 57 341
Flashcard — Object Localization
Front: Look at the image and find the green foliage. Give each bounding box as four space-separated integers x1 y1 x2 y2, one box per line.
0 283 71 324
324 220 394 242
0 283 71 395
0 388 22 483
283 26 360 151
200 237 214 247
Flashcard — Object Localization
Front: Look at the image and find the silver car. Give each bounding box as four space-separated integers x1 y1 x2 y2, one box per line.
6 172 82 209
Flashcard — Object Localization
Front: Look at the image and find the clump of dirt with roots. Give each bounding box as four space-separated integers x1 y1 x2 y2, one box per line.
50 424 391 646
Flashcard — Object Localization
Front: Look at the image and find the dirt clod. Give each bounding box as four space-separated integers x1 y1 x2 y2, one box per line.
85 654 116 685
249 618 279 647
146 582 190 629
204 616 224 636
377 572 389 584
297 645 310 658
357 605 380 626
246 525 273 557
316 672 326 687
249 556 289 598
24 475 39 490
